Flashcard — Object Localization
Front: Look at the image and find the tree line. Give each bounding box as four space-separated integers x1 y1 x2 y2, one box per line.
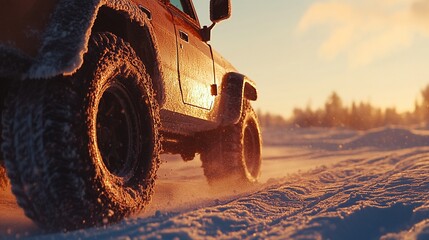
258 85 429 130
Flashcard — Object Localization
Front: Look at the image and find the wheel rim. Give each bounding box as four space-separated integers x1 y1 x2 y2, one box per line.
96 82 139 180
243 121 261 178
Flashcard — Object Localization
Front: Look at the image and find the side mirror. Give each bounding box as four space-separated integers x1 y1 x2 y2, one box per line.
210 0 231 23
202 0 231 42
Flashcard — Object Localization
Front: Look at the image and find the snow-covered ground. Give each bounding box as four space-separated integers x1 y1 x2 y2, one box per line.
1 126 429 239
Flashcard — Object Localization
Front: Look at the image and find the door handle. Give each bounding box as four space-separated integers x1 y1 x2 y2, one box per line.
179 30 189 42
138 5 152 20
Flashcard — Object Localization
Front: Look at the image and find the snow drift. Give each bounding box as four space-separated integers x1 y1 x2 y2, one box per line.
1 125 429 239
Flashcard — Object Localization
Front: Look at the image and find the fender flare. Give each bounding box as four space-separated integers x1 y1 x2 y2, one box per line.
218 72 258 126
21 0 165 104
27 0 151 77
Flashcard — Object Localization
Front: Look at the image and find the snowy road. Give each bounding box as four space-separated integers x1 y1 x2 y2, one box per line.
1 126 429 239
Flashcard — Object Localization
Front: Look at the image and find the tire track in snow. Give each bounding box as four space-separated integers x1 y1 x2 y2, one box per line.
29 146 429 239
2 126 429 239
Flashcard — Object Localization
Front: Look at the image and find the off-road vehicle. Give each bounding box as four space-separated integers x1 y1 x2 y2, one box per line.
0 0 261 230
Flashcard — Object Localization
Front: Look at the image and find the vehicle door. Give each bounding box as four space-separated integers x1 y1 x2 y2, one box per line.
167 0 216 110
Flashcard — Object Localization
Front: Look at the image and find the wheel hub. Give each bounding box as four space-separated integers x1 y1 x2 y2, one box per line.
243 122 260 178
96 83 139 179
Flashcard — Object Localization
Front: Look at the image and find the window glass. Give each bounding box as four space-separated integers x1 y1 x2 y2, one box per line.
170 0 184 12
170 0 196 20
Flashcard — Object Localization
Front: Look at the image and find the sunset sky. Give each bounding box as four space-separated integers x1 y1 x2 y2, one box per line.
193 0 429 118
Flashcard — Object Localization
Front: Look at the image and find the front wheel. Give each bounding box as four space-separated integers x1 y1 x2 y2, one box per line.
201 102 262 186
1 32 161 230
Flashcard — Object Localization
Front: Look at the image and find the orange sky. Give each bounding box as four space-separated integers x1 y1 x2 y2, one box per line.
194 0 429 118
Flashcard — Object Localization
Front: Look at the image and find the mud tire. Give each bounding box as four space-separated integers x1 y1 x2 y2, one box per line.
201 101 262 186
1 32 160 230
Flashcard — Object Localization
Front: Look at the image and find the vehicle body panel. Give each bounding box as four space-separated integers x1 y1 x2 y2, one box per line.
0 0 257 136
169 4 215 110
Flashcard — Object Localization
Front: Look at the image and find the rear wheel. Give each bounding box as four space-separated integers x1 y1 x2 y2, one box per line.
201 101 262 186
1 32 160 230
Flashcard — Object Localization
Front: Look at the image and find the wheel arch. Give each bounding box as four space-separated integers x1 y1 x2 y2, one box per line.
23 0 165 105
217 72 258 126
90 5 165 105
